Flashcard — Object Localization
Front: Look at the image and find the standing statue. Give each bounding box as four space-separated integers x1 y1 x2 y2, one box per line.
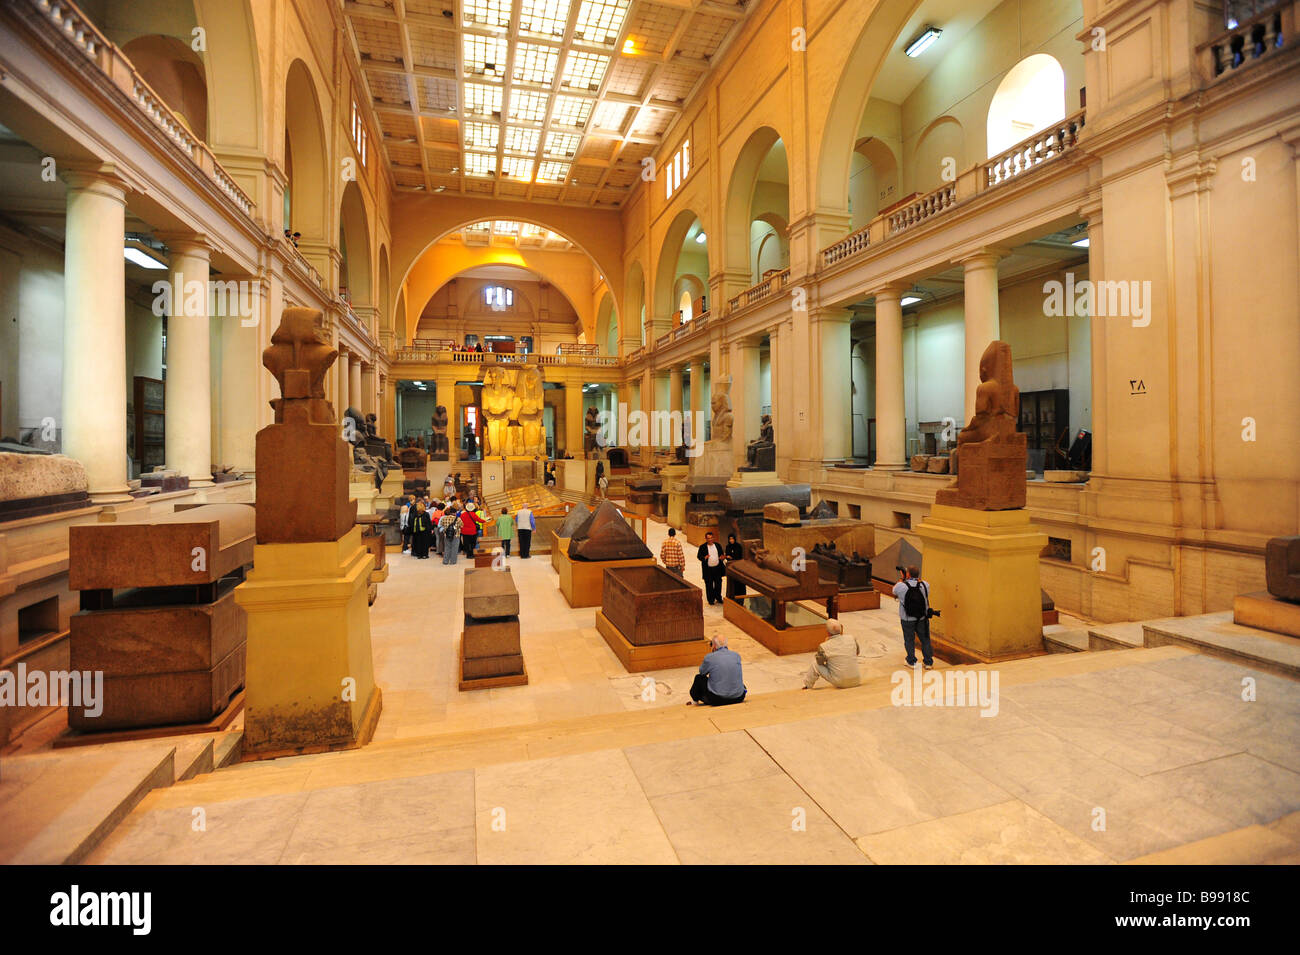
935 340 1027 510
481 366 513 457
517 367 546 456
583 405 603 455
430 405 449 460
710 385 733 443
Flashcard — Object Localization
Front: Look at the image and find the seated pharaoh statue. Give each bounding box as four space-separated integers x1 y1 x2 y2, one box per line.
934 340 1027 510
744 413 775 471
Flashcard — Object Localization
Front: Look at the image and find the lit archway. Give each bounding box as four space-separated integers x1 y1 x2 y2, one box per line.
653 210 706 326
624 260 646 351
724 126 789 283
912 116 964 194
986 54 1066 156
849 137 900 228
284 59 328 242
339 179 372 307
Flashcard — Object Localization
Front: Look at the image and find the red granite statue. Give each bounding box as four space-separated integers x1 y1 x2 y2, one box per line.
935 340 1027 510
255 308 357 542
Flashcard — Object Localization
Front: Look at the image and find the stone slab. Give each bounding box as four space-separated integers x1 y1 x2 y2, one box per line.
462 617 521 659
462 567 519 619
1234 591 1300 638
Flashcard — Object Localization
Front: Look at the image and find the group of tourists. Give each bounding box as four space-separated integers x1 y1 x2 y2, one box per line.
397 490 537 565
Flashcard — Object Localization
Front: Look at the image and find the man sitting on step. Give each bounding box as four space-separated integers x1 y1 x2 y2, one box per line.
687 633 747 707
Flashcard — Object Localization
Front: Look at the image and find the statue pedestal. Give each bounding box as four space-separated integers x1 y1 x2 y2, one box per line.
727 469 782 489
690 438 733 483
915 504 1047 663
663 464 690 529
350 477 380 516
376 468 404 510
234 526 381 756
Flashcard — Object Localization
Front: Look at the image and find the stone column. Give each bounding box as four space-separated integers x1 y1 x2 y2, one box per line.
436 372 458 464
959 250 1003 424
816 309 853 463
360 363 376 417
668 364 684 446
336 349 350 418
349 356 362 413
158 234 214 488
62 168 131 502
564 379 583 457
872 284 909 469
730 339 761 466
689 358 704 447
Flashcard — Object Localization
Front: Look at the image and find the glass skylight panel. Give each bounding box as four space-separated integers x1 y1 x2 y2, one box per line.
513 43 559 86
463 34 508 77
467 221 493 232
544 130 581 157
464 83 503 117
562 50 609 91
521 223 548 238
495 221 521 235
465 152 497 177
508 89 550 123
464 121 500 151
574 0 628 45
551 95 593 128
504 126 541 154
500 156 535 179
464 0 512 29
591 101 627 130
537 160 570 182
518 0 570 37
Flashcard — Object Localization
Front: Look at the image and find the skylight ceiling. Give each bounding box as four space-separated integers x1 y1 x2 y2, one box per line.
446 219 575 249
345 0 752 208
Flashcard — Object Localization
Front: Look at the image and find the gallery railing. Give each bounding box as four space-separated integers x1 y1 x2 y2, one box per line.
727 268 791 313
281 235 324 290
392 348 619 368
22 0 256 221
820 109 1088 269
1199 0 1295 84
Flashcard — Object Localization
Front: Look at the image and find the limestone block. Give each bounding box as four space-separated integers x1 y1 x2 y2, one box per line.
1266 537 1300 602
463 567 520 618
0 452 88 502
763 502 801 525
926 456 950 474
463 617 521 658
910 454 931 472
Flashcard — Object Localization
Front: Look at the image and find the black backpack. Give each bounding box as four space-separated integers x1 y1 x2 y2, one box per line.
902 579 929 619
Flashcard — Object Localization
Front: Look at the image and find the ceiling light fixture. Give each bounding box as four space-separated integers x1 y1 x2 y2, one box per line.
124 242 167 270
1072 237 1090 248
695 232 706 243
904 26 942 58
900 295 922 307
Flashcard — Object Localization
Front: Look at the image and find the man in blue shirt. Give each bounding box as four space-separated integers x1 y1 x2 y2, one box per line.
687 633 746 706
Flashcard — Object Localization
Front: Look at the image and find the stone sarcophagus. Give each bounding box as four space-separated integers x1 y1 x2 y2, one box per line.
67 503 254 732
602 566 702 646
596 566 709 672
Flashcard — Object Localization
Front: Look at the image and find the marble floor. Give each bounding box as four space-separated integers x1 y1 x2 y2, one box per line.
84 515 1300 864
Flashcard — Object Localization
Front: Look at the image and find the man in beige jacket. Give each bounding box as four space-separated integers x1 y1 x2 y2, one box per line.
802 618 861 689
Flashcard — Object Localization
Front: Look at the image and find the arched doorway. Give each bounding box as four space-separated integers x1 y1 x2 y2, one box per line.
986 54 1066 156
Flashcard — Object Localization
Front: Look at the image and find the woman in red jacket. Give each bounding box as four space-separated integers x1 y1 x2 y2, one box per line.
460 501 488 557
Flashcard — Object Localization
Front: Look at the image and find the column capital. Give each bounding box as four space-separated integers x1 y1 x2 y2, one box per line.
155 231 214 258
810 305 854 325
953 246 1011 269
867 281 913 302
60 163 130 200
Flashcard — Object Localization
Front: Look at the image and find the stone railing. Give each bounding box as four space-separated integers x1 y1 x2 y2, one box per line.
1200 1 1295 84
821 226 871 268
727 268 791 312
984 110 1086 188
25 0 256 220
673 312 709 341
887 184 956 236
655 330 674 349
281 236 324 289
626 345 646 363
393 348 620 368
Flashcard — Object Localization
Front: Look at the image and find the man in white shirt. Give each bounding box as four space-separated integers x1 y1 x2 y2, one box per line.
515 504 536 559
802 618 861 689
696 531 725 605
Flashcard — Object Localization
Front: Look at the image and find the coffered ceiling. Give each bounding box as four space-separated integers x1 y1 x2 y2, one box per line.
343 0 751 207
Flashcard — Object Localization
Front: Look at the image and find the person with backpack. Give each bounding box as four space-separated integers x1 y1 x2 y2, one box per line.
440 504 462 565
892 565 934 668
430 499 445 556
399 494 415 553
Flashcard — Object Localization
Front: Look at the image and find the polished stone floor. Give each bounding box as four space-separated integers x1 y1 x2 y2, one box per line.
85 518 1300 865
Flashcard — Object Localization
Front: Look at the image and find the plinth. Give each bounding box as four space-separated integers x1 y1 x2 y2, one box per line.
915 504 1047 663
235 525 381 756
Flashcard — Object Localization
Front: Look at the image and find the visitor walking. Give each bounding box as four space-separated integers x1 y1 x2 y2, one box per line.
801 619 861 689
399 494 414 553
460 501 486 558
659 527 686 576
409 501 433 560
440 506 461 565
430 500 445 555
697 531 725 605
687 633 746 706
515 504 536 558
723 533 744 564
495 506 515 557
893 565 934 668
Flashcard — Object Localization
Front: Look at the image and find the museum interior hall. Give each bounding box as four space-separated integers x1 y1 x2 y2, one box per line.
1 0 1299 870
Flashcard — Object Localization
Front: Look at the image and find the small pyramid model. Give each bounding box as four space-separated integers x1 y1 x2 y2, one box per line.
569 500 652 561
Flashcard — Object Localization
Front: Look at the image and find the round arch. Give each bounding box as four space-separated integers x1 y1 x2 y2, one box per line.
849 136 899 228
284 58 328 242
816 0 926 217
194 0 262 151
986 54 1066 157
595 291 618 356
378 244 391 334
413 264 586 344
394 287 407 345
123 35 208 137
912 116 964 194
339 180 373 307
723 126 788 280
653 209 706 323
624 260 646 350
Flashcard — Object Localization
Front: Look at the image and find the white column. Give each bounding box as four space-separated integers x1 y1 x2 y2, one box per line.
62 168 131 502
817 309 853 462
360 363 376 417
689 359 704 447
349 356 362 413
730 339 761 466
960 250 1003 424
668 364 684 446
337 349 350 417
872 285 908 469
159 233 213 487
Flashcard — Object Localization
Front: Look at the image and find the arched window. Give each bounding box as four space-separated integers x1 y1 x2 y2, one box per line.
484 286 514 309
986 54 1066 156
679 290 693 323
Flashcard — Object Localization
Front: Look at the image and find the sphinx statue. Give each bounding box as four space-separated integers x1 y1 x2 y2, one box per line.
935 340 1027 510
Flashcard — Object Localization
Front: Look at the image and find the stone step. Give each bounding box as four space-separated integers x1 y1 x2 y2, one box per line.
1043 626 1089 653
0 744 175 864
212 729 243 769
172 646 1195 801
1087 621 1146 650
1141 611 1300 680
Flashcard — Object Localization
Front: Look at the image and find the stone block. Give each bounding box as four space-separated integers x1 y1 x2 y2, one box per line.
1266 537 1300 602
462 652 525 680
463 617 522 658
763 502 801 525
926 456 950 474
463 567 520 618
910 454 931 472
